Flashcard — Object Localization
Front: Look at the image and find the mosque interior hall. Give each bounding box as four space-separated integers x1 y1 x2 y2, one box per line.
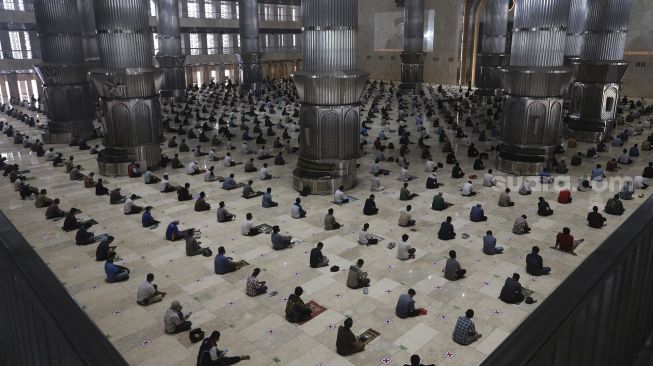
1 0 653 365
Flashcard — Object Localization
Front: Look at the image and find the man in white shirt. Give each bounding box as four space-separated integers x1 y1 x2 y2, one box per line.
204 166 218 182
357 223 378 245
44 148 55 160
633 175 649 189
124 194 143 215
241 213 259 236
397 233 416 260
462 181 476 196
136 273 165 306
240 142 252 154
425 159 436 172
259 163 272 180
208 149 218 161
371 174 385 192
334 185 349 204
483 169 496 187
223 153 236 167
291 198 306 218
399 166 414 182
186 161 200 175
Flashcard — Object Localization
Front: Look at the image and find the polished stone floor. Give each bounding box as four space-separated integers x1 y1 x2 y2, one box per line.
0 84 651 366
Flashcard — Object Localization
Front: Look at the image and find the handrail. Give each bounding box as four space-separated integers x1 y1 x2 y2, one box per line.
0 211 128 366
481 195 653 366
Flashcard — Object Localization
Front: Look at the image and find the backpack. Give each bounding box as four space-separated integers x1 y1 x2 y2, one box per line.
202 248 213 257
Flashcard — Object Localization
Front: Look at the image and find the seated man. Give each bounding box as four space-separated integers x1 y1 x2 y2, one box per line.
259 163 273 180
164 300 192 334
399 166 415 182
395 289 420 318
398 205 416 227
324 208 341 230
291 198 307 218
310 242 329 268
333 186 349 204
165 220 194 241
591 164 606 181
221 174 237 189
285 286 312 323
431 192 448 211
256 146 272 160
512 215 531 235
399 183 418 200
194 192 211 212
241 213 260 236
137 273 166 306
473 157 485 171
203 166 219 182
437 216 456 240
241 180 260 198
143 169 160 184
470 204 487 222
605 194 625 215
223 152 237 167
555 159 568 174
214 246 239 274
526 246 551 276
358 223 379 246
63 208 83 232
371 173 386 192
171 154 184 169
587 206 607 228
606 158 618 172
123 194 143 215
109 188 126 204
617 148 633 164
461 180 476 197
75 224 96 246
633 175 649 189
35 189 53 208
104 253 130 283
552 227 584 255
178 139 190 152
363 194 379 215
482 169 496 187
499 273 525 304
69 165 84 180
83 173 96 188
185 229 207 256
483 230 503 255
620 181 634 200
557 189 572 204
45 198 66 219
244 158 257 172
537 197 553 216
127 163 142 178
95 178 109 195
498 188 515 207
643 162 653 179
245 268 268 296
142 206 160 227
274 152 286 165
397 234 416 260
425 171 439 189
262 187 278 208
186 161 202 175
336 318 366 356
271 225 293 250
577 175 593 192
444 250 466 281
346 259 370 289
570 152 583 166
451 162 465 179
216 201 235 222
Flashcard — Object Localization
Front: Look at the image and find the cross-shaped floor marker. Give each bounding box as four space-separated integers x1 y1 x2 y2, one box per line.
384 319 393 325
380 356 392 365
444 351 455 359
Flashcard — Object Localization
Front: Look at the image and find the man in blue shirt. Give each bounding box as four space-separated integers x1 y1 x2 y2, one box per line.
221 174 237 189
271 225 292 250
469 204 487 222
262 187 278 208
214 246 238 275
395 289 420 318
105 253 130 283
165 220 194 241
591 164 606 181
482 230 504 255
142 206 160 227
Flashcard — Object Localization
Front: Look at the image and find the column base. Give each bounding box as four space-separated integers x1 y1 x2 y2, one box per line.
96 144 161 176
496 155 550 176
292 158 358 195
496 145 554 176
41 132 73 145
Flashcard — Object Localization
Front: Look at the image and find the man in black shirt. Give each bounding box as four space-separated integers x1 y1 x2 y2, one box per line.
526 246 551 276
197 331 249 366
499 273 524 304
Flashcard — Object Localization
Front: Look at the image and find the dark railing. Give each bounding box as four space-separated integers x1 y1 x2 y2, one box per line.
481 196 653 366
0 211 128 366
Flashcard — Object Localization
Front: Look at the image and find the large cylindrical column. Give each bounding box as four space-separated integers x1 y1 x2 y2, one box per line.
155 0 186 102
567 0 632 142
238 0 262 95
90 0 163 176
33 0 96 143
497 0 573 175
77 0 99 63
475 0 510 96
292 0 369 194
399 0 425 93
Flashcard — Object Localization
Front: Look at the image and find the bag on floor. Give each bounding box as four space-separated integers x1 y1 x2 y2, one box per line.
189 328 205 343
202 248 213 257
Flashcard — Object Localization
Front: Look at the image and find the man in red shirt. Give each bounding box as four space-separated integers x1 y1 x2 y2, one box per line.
557 189 572 204
552 227 584 255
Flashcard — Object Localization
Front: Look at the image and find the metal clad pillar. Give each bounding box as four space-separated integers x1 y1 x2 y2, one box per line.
239 0 262 95
292 0 369 194
33 0 95 143
155 0 187 102
497 0 573 175
90 0 163 175
476 0 510 96
567 0 633 142
400 0 425 93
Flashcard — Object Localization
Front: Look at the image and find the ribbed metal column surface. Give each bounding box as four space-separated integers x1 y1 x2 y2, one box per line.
77 0 99 62
238 0 262 95
400 0 425 92
33 0 95 141
155 0 186 101
565 0 587 58
293 0 369 194
91 0 163 175
476 0 510 95
497 0 573 175
567 0 632 142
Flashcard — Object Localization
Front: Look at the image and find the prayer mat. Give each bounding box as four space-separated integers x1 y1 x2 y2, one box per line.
243 191 264 199
334 196 359 205
223 182 246 191
297 301 327 325
396 176 418 181
257 156 273 160
235 260 249 269
515 288 535 305
93 234 111 242
370 234 385 242
132 195 142 200
360 328 381 344
83 219 98 226
255 223 274 234
147 224 158 230
51 217 64 222
216 176 225 182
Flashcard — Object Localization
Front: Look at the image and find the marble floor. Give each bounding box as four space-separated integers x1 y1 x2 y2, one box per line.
0 84 651 366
